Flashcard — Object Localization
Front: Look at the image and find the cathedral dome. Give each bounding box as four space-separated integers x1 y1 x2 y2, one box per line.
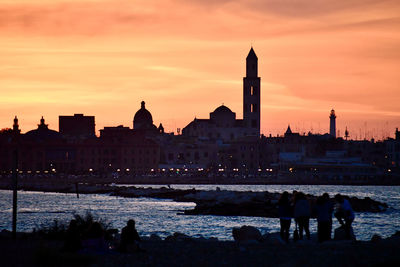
210 105 236 127
133 101 154 130
213 105 233 114
25 116 61 141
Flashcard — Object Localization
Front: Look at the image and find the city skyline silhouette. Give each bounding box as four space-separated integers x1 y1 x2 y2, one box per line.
0 0 399 140
1 4 400 264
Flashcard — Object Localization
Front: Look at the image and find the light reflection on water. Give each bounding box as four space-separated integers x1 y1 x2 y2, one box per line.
0 185 399 241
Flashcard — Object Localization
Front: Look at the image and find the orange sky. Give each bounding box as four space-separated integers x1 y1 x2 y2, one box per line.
0 0 399 140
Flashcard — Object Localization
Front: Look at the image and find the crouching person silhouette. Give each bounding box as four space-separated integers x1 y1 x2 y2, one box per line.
334 194 356 240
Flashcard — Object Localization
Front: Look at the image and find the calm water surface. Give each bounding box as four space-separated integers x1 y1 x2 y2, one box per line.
0 185 399 241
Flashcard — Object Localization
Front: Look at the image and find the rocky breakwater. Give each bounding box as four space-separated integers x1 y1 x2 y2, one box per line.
110 186 196 199
0 177 197 199
177 189 388 217
0 179 113 194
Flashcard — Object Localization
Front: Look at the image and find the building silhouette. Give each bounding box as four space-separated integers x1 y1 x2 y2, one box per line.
0 113 159 173
25 116 62 141
182 47 261 142
59 114 95 139
243 47 261 134
0 48 398 179
330 109 336 138
12 116 20 134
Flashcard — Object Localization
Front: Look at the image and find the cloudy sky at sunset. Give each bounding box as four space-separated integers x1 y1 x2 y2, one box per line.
1 0 399 139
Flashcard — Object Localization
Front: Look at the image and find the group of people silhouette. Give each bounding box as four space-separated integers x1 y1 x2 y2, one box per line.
62 191 356 254
278 191 355 243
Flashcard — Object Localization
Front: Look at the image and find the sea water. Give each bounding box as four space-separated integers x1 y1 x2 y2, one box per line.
0 185 399 241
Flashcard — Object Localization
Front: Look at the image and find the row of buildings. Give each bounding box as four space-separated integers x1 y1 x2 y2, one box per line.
1 48 399 180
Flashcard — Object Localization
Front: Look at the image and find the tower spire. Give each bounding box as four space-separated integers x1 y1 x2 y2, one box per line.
243 47 261 136
246 47 258 77
285 125 292 135
13 116 20 133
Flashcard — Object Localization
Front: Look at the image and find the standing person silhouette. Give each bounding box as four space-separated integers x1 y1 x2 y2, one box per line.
278 191 292 243
316 194 333 242
294 192 311 240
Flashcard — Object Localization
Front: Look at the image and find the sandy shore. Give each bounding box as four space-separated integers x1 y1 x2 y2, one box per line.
1 231 400 266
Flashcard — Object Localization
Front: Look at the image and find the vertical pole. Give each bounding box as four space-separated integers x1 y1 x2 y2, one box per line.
75 182 79 199
12 149 18 239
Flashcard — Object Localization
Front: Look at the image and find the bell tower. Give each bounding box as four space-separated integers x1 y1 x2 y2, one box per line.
12 116 20 134
243 47 261 136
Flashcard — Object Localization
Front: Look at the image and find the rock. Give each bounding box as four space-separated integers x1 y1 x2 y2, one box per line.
165 232 193 242
386 231 400 241
392 231 400 238
261 232 285 245
149 234 162 241
183 191 387 218
348 197 388 212
370 234 382 242
334 226 356 241
232 225 262 243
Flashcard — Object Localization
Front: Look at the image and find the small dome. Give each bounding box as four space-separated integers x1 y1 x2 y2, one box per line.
133 101 153 130
25 117 61 141
213 105 233 114
210 105 236 127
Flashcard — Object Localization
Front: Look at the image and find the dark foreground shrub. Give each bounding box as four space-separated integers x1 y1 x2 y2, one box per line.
33 211 112 240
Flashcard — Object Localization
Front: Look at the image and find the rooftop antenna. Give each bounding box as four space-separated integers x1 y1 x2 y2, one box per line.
364 121 367 140
345 127 349 140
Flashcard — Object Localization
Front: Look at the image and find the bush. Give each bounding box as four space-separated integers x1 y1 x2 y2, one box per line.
34 219 67 240
33 211 112 240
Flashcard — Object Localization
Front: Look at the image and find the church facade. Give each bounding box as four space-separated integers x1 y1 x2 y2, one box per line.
182 47 261 142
